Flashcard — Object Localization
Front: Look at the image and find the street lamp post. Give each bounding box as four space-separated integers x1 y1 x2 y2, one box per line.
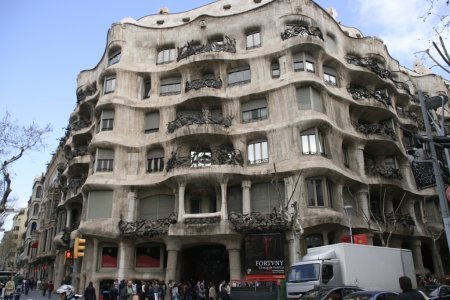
344 205 353 244
418 90 450 251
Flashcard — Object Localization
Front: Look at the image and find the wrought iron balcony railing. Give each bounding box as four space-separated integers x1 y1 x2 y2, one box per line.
185 78 222 92
167 110 232 133
365 165 402 179
177 36 236 61
70 119 91 131
347 85 391 106
119 213 177 238
410 160 435 190
281 25 324 41
229 209 292 234
353 121 396 140
372 212 415 226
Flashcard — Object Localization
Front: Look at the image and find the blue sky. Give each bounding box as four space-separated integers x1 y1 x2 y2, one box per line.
0 0 448 231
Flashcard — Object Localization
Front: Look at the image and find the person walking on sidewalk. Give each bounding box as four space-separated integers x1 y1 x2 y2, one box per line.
4 277 15 300
48 281 54 298
42 281 49 297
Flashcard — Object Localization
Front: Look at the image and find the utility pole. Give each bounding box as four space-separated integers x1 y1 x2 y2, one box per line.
418 90 450 251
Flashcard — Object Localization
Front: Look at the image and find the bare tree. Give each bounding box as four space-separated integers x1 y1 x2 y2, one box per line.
344 185 409 247
0 231 17 270
418 0 450 74
0 111 51 214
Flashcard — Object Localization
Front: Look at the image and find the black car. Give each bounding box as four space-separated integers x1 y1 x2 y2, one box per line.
344 290 399 300
298 286 363 300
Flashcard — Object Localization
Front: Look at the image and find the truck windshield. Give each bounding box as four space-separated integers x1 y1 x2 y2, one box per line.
287 263 320 282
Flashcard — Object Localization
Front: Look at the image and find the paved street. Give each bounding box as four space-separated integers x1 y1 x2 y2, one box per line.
17 288 60 300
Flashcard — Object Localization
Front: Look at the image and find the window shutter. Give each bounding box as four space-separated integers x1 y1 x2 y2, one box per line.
87 191 113 219
323 66 337 76
311 88 323 112
145 112 160 131
297 87 312 110
97 148 114 159
102 110 115 120
147 148 164 159
161 77 181 85
227 186 242 214
139 195 175 220
242 99 267 111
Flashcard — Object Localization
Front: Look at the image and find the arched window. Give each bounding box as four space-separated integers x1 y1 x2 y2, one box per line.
35 186 42 198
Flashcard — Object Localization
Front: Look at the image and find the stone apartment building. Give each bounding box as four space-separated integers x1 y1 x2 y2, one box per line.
17 0 450 292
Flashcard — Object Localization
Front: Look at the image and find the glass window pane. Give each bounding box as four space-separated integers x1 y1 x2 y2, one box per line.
315 180 324 206
302 135 310 154
307 180 316 206
247 35 253 48
248 144 255 162
254 33 261 46
255 143 262 161
309 135 317 154
306 61 314 72
262 141 268 160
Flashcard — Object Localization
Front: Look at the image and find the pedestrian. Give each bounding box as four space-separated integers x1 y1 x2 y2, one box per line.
103 283 111 300
167 280 174 300
171 284 179 300
24 280 29 296
208 283 216 300
48 281 54 298
4 277 15 300
398 276 425 300
41 281 48 297
110 283 119 300
84 282 97 300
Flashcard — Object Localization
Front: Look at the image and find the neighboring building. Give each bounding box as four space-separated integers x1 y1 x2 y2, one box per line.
9 208 27 272
19 176 44 278
19 0 450 292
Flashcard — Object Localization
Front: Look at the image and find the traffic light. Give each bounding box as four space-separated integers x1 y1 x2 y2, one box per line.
73 237 86 258
64 250 73 265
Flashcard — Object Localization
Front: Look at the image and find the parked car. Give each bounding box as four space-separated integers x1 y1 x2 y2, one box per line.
298 286 363 300
429 285 450 299
344 290 399 300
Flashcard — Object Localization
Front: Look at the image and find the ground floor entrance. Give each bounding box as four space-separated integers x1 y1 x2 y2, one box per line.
181 244 229 284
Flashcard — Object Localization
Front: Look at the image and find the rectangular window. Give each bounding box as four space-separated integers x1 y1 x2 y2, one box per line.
101 246 118 268
384 156 397 169
104 76 116 94
271 62 280 78
306 177 332 207
144 112 160 133
296 86 323 112
293 52 315 73
96 148 114 172
143 80 151 99
228 66 251 86
160 77 181 96
136 246 161 268
242 99 268 123
323 66 338 86
246 31 261 49
248 140 269 165
87 191 113 219
364 153 375 174
301 128 325 156
108 51 121 66
148 157 164 172
100 110 114 131
157 48 176 65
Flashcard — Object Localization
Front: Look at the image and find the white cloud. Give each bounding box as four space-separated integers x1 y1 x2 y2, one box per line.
352 0 440 70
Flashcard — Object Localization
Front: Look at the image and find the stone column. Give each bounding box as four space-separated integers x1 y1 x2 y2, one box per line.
285 232 301 266
178 184 186 222
227 243 242 280
221 182 228 220
431 242 445 277
411 239 425 275
54 252 65 290
242 181 251 214
117 240 134 282
127 189 137 221
356 189 369 220
165 239 181 283
356 145 366 176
